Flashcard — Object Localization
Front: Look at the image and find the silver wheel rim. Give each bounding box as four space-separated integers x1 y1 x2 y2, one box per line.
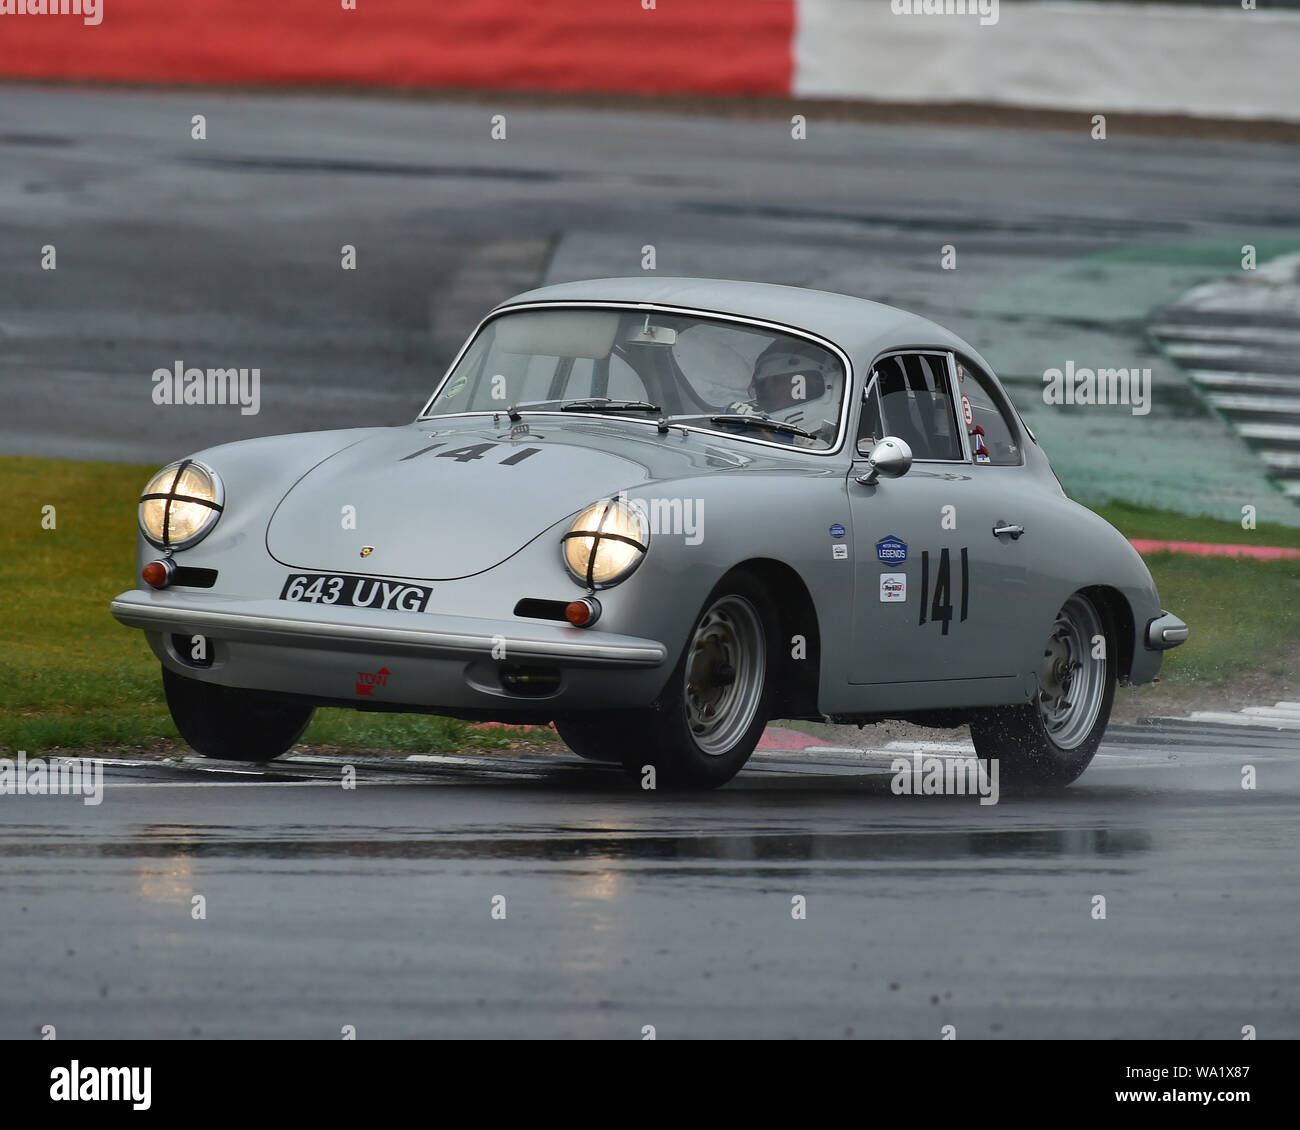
683 594 766 757
1036 594 1107 751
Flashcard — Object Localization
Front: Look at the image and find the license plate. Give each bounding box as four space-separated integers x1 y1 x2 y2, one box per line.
279 573 432 613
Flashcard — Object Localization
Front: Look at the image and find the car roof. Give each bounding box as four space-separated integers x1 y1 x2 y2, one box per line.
494 277 982 371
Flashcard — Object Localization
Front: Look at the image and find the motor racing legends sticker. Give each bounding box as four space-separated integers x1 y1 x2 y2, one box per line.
829 523 846 539
832 544 849 560
876 534 907 564
880 573 906 602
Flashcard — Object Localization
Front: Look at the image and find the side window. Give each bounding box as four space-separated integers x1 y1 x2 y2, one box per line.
857 352 962 461
954 358 1022 466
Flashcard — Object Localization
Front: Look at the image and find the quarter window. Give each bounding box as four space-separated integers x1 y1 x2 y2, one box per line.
954 358 1022 466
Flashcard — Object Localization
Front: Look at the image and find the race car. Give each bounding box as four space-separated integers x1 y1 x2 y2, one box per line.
111 277 1188 788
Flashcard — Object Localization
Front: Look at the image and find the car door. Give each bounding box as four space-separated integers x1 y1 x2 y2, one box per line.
846 350 1032 689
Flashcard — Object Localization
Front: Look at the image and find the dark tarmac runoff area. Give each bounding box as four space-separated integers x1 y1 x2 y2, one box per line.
1 722 1297 1040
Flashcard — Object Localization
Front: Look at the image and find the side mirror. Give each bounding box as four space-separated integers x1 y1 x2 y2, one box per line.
856 436 913 485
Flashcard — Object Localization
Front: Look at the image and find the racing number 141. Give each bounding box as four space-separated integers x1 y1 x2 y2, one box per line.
918 548 969 635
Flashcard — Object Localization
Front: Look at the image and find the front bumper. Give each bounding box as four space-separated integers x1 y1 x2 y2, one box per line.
111 588 669 713
1145 610 1189 650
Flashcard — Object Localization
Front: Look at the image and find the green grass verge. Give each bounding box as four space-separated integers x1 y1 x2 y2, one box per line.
0 455 552 754
0 455 1296 752
1090 499 1300 552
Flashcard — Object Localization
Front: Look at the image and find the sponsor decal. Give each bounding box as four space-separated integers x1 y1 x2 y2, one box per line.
359 546 374 558
832 544 849 560
876 534 908 564
879 573 906 602
829 522 846 539
280 573 432 613
355 667 390 697
444 374 468 399
961 394 973 426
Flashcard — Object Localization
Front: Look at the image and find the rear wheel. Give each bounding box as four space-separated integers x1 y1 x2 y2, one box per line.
620 575 775 789
162 665 315 761
970 592 1115 785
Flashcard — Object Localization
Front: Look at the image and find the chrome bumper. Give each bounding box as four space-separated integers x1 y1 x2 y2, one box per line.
110 589 666 668
1145 610 1189 650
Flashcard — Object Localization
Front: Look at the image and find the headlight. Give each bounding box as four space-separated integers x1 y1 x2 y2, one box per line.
139 460 224 549
562 498 649 589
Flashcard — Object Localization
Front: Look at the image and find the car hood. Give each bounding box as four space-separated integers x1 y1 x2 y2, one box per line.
265 423 658 580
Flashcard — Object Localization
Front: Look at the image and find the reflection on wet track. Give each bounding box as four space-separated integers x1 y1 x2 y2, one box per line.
1 723 1297 1039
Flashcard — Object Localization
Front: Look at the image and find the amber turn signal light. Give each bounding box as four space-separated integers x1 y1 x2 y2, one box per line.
142 559 175 589
564 597 601 627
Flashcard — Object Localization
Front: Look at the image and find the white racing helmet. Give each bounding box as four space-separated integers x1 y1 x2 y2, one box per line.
747 342 842 435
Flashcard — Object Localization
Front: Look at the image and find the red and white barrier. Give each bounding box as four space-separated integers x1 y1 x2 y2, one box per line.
0 0 794 95
794 1 1300 122
1 1 1296 122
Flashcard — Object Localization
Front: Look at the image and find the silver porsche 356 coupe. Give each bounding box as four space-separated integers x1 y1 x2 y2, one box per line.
112 278 1187 788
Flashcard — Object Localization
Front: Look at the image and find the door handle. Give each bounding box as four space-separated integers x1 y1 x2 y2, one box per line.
992 523 1024 539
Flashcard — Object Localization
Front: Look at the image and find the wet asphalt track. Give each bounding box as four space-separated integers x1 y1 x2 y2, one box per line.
2 720 1297 1040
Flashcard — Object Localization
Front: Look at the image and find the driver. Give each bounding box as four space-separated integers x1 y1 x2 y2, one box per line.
722 342 841 445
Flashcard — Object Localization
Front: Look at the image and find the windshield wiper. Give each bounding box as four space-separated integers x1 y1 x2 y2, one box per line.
560 398 662 413
707 414 814 440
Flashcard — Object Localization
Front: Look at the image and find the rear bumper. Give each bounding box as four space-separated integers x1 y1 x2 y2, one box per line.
110 588 669 713
1145 609 1189 650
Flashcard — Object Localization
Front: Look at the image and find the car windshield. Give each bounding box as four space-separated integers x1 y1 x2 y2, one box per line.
423 308 848 451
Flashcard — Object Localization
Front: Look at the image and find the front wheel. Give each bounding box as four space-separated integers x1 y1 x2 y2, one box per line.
620 576 775 789
970 592 1115 786
554 714 629 763
162 665 315 761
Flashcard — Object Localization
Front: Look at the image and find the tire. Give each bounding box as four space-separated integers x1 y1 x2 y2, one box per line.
162 665 315 761
554 715 628 763
970 592 1115 786
620 575 776 789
